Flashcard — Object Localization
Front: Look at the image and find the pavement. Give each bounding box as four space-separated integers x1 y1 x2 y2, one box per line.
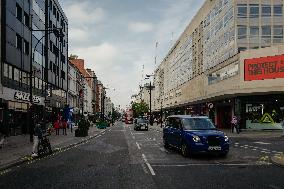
0 124 108 171
150 123 284 167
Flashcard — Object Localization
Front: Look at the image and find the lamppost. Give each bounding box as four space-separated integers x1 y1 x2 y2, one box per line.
28 15 64 142
145 74 155 125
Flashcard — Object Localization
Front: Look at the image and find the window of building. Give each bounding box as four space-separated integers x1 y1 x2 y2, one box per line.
237 4 247 18
24 12 29 27
22 72 27 85
49 0 53 10
274 25 283 36
262 25 271 37
61 71 65 79
238 47 247 52
16 34 22 50
3 64 8 78
274 5 283 16
57 12 59 21
238 26 247 38
16 3 22 21
249 4 259 18
262 5 271 17
8 65 13 79
49 61 53 70
250 26 259 36
53 6 56 16
24 40 29 55
14 68 20 82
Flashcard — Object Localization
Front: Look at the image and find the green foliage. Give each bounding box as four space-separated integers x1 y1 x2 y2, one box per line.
131 101 149 118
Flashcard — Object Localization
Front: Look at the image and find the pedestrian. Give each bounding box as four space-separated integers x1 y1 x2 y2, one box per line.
31 118 43 157
54 119 60 135
62 120 67 135
281 119 284 136
231 115 239 134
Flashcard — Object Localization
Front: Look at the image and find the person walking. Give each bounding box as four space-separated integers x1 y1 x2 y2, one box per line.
62 120 67 135
31 118 43 157
231 115 239 134
281 119 284 136
54 119 60 135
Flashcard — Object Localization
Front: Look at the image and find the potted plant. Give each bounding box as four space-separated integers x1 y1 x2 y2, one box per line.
75 118 90 137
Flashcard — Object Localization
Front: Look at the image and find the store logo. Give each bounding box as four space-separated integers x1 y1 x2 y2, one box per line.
259 113 274 124
14 92 41 104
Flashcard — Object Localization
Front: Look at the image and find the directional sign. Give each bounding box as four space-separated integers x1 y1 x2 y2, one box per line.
259 113 274 124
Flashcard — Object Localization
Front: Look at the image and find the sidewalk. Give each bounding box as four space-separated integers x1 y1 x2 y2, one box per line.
0 125 103 170
150 123 284 139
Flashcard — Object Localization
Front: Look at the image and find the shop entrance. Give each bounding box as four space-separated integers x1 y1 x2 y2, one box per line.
217 105 232 129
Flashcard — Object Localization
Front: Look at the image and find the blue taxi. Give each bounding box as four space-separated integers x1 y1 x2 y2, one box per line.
163 115 229 157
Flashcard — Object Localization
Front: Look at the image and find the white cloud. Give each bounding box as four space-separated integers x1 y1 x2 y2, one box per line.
65 3 105 26
128 22 154 33
69 28 89 42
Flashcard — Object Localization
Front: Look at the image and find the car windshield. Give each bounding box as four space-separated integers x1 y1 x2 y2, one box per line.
137 119 148 123
182 118 216 130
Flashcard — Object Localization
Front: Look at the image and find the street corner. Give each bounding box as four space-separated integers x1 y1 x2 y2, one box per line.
271 154 284 168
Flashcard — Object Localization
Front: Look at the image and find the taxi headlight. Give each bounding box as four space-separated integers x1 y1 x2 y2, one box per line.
224 135 229 142
192 135 201 143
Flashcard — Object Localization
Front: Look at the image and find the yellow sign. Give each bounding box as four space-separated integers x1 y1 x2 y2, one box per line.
259 113 274 124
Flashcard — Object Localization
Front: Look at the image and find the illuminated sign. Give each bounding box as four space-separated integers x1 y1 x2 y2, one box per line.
244 54 284 81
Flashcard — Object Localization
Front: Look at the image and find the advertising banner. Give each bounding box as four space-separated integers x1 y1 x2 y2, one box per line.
244 54 284 81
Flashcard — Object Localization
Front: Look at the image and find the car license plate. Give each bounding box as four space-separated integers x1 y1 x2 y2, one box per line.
208 146 221 151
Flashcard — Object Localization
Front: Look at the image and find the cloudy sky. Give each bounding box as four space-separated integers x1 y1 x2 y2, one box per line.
59 0 205 109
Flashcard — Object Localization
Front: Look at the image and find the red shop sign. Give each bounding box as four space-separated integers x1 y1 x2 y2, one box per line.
244 54 284 81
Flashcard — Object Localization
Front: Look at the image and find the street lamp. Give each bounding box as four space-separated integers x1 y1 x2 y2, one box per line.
28 14 64 142
145 75 155 125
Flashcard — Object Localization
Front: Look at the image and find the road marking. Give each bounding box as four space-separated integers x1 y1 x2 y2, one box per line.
97 135 102 137
136 142 141 150
133 133 145 135
254 142 271 145
142 154 156 176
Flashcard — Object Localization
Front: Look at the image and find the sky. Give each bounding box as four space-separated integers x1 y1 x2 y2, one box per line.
59 0 206 109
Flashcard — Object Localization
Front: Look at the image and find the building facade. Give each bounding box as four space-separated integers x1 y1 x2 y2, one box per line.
0 0 68 135
154 0 284 130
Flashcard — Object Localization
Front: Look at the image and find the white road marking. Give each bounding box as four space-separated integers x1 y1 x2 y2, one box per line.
254 142 271 145
97 135 102 137
134 133 145 135
142 154 156 176
136 142 141 150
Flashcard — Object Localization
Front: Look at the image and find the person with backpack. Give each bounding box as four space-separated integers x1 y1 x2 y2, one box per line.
231 115 240 134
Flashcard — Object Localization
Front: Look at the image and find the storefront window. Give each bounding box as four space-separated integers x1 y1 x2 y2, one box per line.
245 102 283 129
4 64 8 78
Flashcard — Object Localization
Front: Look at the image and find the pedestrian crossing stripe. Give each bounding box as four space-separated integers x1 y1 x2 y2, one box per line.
259 113 274 124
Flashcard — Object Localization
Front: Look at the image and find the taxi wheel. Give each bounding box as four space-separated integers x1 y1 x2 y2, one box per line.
163 138 170 149
181 143 189 157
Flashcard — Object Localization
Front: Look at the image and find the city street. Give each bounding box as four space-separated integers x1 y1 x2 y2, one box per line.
0 122 283 189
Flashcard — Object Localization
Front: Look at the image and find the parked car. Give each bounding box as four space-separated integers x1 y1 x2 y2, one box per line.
163 115 229 157
134 118 149 131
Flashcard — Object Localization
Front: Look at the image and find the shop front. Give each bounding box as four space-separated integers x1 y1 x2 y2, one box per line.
239 94 284 130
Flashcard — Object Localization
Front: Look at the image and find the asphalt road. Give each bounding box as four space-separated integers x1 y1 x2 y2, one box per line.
0 122 283 189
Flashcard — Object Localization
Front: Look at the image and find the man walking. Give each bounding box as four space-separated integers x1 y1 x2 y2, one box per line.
32 118 43 157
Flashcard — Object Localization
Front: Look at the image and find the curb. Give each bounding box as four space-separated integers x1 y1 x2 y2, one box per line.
270 156 284 168
0 128 110 173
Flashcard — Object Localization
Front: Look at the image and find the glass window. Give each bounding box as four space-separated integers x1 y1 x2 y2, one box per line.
182 118 215 130
274 25 283 36
22 72 27 84
250 26 259 36
262 25 271 36
8 65 13 79
274 5 283 16
238 26 247 38
237 4 247 18
262 5 271 17
24 40 29 55
16 34 22 50
14 68 20 82
24 12 29 27
3 64 8 78
16 3 22 21
249 4 259 18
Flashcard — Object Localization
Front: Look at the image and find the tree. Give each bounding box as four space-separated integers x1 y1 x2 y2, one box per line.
131 101 149 118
